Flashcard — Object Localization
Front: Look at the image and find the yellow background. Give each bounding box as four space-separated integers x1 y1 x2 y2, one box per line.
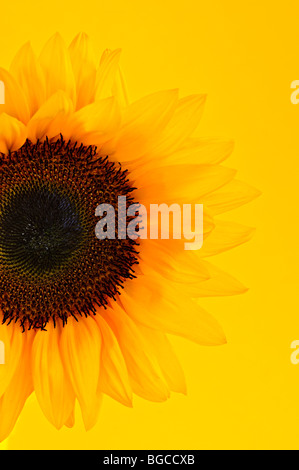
0 0 298 451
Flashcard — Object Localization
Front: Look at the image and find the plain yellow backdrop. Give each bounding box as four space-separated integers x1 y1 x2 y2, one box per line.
0 0 298 450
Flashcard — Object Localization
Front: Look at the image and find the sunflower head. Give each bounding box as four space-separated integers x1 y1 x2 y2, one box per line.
0 33 259 441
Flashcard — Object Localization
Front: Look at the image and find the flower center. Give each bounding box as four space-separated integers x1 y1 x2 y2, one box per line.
0 137 138 331
1 186 85 278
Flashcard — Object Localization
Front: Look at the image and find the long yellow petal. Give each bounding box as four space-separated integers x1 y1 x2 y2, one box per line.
149 94 207 156
0 114 27 154
95 49 122 101
0 331 33 442
139 239 210 283
69 33 96 110
112 64 130 108
73 96 121 145
103 304 170 402
130 137 235 178
199 220 255 257
32 323 76 430
112 89 178 162
10 42 46 117
0 68 30 124
202 179 261 215
161 137 235 166
39 33 76 106
0 319 25 398
135 164 236 203
137 326 187 394
121 274 227 346
95 315 132 407
27 90 74 141
191 260 248 297
60 316 102 431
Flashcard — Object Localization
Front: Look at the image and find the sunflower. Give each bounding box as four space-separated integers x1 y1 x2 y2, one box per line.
0 33 259 441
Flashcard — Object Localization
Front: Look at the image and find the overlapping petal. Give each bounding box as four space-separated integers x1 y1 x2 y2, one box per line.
69 33 97 110
103 304 170 402
39 33 76 106
32 323 75 430
95 49 122 101
0 68 30 123
199 220 255 257
0 114 27 154
60 316 102 430
95 315 132 407
120 274 227 346
137 326 187 394
0 330 34 442
135 164 236 204
10 42 46 117
26 90 74 141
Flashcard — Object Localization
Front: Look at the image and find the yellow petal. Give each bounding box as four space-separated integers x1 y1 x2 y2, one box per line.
103 304 170 402
149 94 207 156
130 137 235 178
113 89 178 161
0 114 27 154
138 326 187 394
121 275 227 346
39 33 76 106
32 323 76 430
0 68 30 123
191 260 248 296
0 319 25 398
69 33 96 110
95 49 122 101
60 316 102 431
0 331 33 442
27 90 74 141
162 137 235 166
10 42 46 117
95 314 132 407
64 408 75 428
73 97 121 145
112 64 130 108
199 220 255 257
139 239 210 284
202 179 262 215
136 164 236 203
120 89 178 136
